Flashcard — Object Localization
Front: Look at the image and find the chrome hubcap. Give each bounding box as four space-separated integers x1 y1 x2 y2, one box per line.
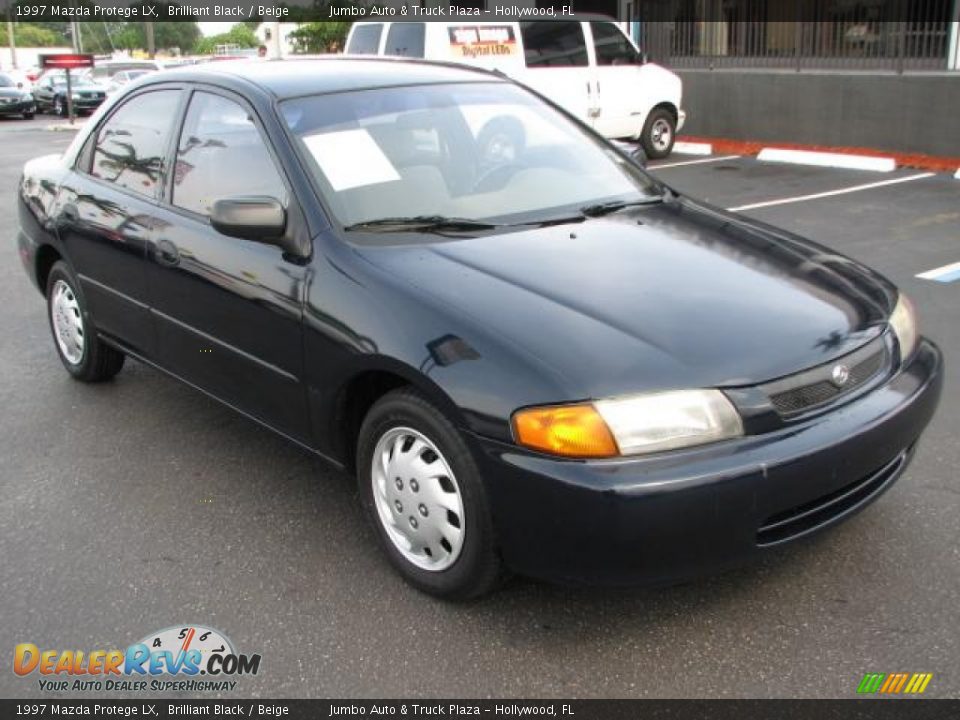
50 279 85 365
651 118 672 151
371 427 465 572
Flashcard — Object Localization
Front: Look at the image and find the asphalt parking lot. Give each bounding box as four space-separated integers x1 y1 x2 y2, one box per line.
1 116 958 699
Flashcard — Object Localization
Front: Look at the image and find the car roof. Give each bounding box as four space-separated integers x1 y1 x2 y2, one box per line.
146 57 506 100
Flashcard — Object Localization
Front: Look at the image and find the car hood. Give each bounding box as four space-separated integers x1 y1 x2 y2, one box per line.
0 88 25 98
355 198 896 398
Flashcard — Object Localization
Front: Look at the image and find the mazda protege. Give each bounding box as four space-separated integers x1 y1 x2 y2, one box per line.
16 59 943 599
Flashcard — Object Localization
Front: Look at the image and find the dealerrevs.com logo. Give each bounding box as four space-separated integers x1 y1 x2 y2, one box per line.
14 625 261 693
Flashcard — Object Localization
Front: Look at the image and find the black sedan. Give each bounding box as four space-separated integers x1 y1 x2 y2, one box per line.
0 73 36 119
16 59 942 599
32 71 106 116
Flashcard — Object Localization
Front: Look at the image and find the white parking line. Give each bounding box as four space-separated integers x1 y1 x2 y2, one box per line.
726 172 935 212
917 261 960 283
653 155 741 170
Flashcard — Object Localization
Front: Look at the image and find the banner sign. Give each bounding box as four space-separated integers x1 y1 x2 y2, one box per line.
39 54 96 70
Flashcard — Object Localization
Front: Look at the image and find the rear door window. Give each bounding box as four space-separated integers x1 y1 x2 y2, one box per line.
346 24 384 55
520 22 588 67
90 89 181 198
384 23 425 57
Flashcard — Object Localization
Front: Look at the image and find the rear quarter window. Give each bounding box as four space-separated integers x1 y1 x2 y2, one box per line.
346 24 384 55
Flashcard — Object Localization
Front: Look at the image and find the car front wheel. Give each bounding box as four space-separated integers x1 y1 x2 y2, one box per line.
641 107 676 159
357 388 501 600
46 260 125 382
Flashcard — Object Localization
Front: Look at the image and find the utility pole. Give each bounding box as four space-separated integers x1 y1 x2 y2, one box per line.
145 21 155 58
7 20 17 69
269 21 281 59
70 20 82 52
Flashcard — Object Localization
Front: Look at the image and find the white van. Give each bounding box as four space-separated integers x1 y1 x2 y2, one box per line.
344 19 686 158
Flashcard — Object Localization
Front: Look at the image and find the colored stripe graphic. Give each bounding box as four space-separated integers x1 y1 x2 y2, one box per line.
904 673 933 694
857 674 885 693
858 672 932 694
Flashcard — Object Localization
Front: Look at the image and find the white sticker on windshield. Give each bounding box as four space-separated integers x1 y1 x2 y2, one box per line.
302 129 400 191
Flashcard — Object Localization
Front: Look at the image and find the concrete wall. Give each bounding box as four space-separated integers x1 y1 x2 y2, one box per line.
676 69 960 157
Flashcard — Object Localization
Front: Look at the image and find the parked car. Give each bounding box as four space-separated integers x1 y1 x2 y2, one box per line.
345 19 685 158
85 60 162 86
104 69 153 95
16 59 942 599
32 71 106 116
0 73 36 119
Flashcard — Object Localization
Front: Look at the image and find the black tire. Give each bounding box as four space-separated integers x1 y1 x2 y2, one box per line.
640 107 676 159
23 112 35 120
46 260 125 382
357 388 501 600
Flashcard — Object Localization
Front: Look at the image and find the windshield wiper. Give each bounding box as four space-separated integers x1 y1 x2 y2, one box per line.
344 215 500 233
580 195 665 218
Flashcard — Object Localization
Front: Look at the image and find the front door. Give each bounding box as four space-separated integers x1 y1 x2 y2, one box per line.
145 88 310 442
587 21 646 139
516 21 597 127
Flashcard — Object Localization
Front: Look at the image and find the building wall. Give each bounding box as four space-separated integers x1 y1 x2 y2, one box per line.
677 69 960 156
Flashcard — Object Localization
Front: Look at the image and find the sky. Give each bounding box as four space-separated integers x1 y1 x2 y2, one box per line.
198 22 240 37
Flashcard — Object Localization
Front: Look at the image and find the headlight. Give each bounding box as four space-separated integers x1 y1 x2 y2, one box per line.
889 293 918 362
512 389 743 458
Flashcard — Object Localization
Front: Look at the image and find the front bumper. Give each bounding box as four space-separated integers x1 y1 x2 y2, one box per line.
472 339 943 586
0 100 35 115
69 99 104 112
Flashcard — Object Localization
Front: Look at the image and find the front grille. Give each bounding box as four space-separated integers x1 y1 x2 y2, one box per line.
759 336 890 419
757 448 909 546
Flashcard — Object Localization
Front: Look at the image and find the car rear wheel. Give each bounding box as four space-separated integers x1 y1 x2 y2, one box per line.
640 107 676 159
23 111 34 120
357 388 500 600
46 261 125 382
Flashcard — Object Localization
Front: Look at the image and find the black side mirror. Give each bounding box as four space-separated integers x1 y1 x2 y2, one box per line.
211 196 286 243
17 81 23 88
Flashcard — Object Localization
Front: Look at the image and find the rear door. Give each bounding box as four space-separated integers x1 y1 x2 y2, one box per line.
56 87 184 355
383 22 426 58
145 87 311 442
517 22 596 125
345 23 385 54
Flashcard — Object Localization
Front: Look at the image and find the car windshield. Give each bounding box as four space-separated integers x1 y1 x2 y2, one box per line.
280 82 659 230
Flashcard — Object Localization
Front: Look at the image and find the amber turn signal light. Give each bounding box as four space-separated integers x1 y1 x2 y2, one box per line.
512 404 620 458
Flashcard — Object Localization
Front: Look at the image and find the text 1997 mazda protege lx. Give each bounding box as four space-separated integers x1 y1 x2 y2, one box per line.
17 59 942 599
